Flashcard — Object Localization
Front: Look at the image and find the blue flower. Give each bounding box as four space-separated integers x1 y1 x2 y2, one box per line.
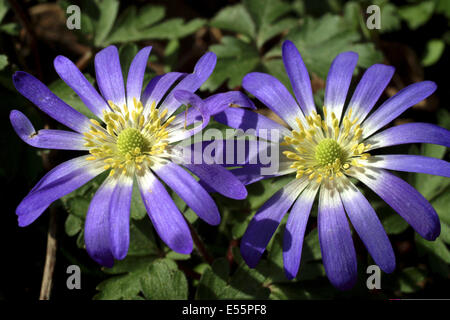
208 40 450 290
10 46 247 267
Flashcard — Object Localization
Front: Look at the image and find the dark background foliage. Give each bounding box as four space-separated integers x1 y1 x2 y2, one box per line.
0 0 449 300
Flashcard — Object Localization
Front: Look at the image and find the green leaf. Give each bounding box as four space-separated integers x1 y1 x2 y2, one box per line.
373 1 402 33
119 43 139 80
0 0 10 23
94 0 120 47
210 4 255 38
382 213 408 235
397 267 426 293
94 257 155 300
196 258 270 299
49 76 100 121
0 54 8 71
287 14 382 79
413 144 449 199
243 0 293 48
141 259 188 300
431 189 450 225
109 17 205 43
106 5 166 44
435 0 450 18
130 179 147 220
398 1 435 30
422 39 445 67
127 218 159 256
244 0 291 29
65 214 83 236
202 36 260 91
416 233 450 264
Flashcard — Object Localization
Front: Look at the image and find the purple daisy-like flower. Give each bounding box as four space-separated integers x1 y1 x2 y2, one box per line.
10 46 247 267
208 40 450 290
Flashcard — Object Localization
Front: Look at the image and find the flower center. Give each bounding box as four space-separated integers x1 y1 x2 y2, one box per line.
314 138 343 166
83 98 175 177
117 127 149 156
282 107 371 183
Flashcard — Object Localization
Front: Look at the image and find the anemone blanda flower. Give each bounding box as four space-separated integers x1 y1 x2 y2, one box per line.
208 40 450 290
10 45 247 267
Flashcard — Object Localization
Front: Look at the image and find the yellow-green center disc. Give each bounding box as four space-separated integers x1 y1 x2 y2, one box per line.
117 128 148 156
315 138 343 166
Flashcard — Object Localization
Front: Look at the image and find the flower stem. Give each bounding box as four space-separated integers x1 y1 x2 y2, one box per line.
187 221 214 265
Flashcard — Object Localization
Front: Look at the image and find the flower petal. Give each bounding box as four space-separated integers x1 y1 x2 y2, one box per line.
94 46 126 107
339 178 395 273
362 81 437 138
184 163 248 200
229 165 277 185
10 110 88 150
283 184 319 279
142 72 185 112
347 64 395 124
324 51 358 123
348 167 440 240
126 46 152 107
242 72 305 129
241 177 309 268
160 52 217 117
54 55 110 119
282 40 316 115
318 184 357 290
109 174 134 260
364 122 450 151
204 91 256 115
365 155 450 177
166 91 210 143
16 157 105 226
85 176 115 267
213 107 291 142
12 71 90 133
154 162 221 225
137 170 193 254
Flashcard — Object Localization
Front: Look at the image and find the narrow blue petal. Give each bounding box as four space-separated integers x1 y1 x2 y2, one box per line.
242 72 305 130
204 91 256 115
214 107 291 142
126 46 152 107
85 177 115 267
365 122 450 151
10 110 88 150
109 175 133 260
184 163 248 200
366 155 450 177
17 158 105 226
347 64 394 124
142 72 184 112
137 170 193 254
362 81 437 138
324 51 358 122
283 185 318 279
95 46 126 107
349 167 440 240
318 184 357 290
241 177 309 268
166 91 210 143
282 40 316 115
12 71 90 133
340 178 395 273
160 52 217 117
154 162 221 225
54 55 109 119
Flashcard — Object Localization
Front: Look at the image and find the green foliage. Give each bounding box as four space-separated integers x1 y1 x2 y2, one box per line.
204 0 383 91
63 0 205 47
